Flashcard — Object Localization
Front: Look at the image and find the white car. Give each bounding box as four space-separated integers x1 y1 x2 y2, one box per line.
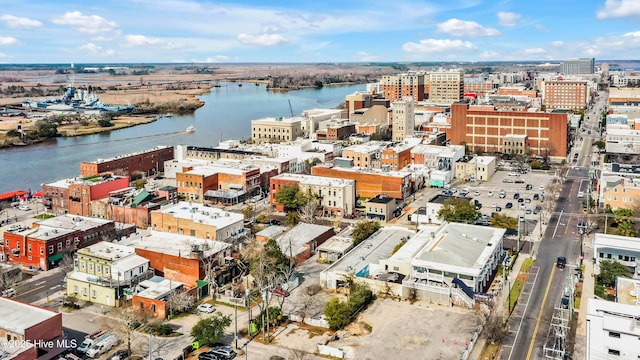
487 191 493 197
474 191 481 196
508 172 518 176
6 224 23 232
18 205 31 211
197 303 215 313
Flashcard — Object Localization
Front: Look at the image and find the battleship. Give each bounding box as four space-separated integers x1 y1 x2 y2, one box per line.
21 85 135 114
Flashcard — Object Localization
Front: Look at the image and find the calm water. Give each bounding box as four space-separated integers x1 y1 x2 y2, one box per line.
0 83 364 193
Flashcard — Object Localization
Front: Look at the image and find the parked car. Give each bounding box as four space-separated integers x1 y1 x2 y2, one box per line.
505 202 513 209
209 346 237 360
508 172 518 176
557 256 567 268
110 349 130 360
533 193 540 200
18 205 31 211
1 288 16 297
503 178 514 183
197 304 216 314
487 191 493 197
198 353 219 360
513 193 520 200
459 190 469 196
526 184 533 191
495 206 502 212
269 219 281 226
514 179 525 184
518 198 524 203
518 215 525 222
474 191 481 196
525 209 532 215
270 286 290 297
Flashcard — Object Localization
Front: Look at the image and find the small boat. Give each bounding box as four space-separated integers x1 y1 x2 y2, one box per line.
162 113 174 118
185 125 196 133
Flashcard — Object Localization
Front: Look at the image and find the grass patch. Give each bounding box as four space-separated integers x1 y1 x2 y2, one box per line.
479 343 500 360
34 213 55 219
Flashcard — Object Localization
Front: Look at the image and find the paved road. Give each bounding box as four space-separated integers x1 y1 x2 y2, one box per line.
13 269 66 303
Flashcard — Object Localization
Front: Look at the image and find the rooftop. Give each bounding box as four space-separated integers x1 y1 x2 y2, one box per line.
594 233 640 251
155 201 244 229
135 276 183 300
271 173 355 187
429 194 471 204
36 214 112 232
0 298 59 335
324 226 415 276
44 175 128 189
316 228 355 254
87 145 172 164
123 230 232 258
252 116 304 124
255 225 287 240
368 194 395 204
615 277 640 306
277 223 334 257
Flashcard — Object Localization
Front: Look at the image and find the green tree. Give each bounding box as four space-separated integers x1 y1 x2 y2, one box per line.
324 298 351 330
256 213 268 224
241 205 254 220
609 208 637 237
597 259 633 288
190 312 232 346
33 119 58 138
274 185 307 211
263 238 290 270
593 140 605 152
352 220 381 246
286 211 300 227
490 214 518 229
437 199 481 224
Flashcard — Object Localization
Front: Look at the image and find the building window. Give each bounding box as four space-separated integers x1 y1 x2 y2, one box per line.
57 242 62 250
28 244 32 252
96 265 102 274
88 263 94 272
48 245 54 254
609 332 621 338
608 349 620 356
73 285 78 293
152 303 156 313
91 289 96 298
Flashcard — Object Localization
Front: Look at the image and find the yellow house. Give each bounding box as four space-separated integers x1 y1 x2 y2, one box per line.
66 241 152 307
603 183 640 210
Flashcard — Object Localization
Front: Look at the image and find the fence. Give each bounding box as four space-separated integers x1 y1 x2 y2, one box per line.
317 344 344 359
288 313 329 328
459 325 483 360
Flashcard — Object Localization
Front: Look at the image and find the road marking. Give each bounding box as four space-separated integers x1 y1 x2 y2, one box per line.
552 210 564 238
18 285 44 297
50 285 60 290
506 267 539 360
35 281 46 286
525 265 556 360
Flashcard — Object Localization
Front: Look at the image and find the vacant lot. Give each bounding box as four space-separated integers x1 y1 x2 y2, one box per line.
329 298 480 360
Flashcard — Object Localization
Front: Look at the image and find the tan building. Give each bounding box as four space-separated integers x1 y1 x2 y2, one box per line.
454 156 496 182
602 182 640 210
365 194 397 221
380 72 426 102
150 201 244 242
342 142 386 169
502 134 528 156
428 69 464 105
392 96 415 141
251 116 304 144
345 92 373 119
542 80 588 111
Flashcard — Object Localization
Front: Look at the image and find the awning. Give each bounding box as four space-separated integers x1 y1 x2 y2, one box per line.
47 253 64 262
0 190 29 201
33 191 43 197
196 280 208 288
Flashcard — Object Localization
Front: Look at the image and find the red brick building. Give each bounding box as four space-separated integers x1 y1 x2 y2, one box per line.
543 80 588 111
42 175 130 216
79 145 174 178
2 215 115 270
0 298 64 360
380 73 426 102
450 102 569 158
311 164 412 200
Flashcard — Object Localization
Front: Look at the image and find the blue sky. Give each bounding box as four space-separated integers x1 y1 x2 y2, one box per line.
0 0 640 63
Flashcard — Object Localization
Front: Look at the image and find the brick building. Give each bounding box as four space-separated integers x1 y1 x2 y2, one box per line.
380 72 426 102
2 215 115 271
311 164 412 200
450 102 569 159
80 145 174 178
542 80 588 111
175 162 260 203
42 175 130 216
0 298 63 360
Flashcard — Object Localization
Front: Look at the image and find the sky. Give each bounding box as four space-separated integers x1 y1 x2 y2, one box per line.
1 0 640 64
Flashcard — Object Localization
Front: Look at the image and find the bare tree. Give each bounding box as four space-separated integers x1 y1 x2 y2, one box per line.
297 198 319 224
166 289 195 318
101 308 148 358
483 313 509 345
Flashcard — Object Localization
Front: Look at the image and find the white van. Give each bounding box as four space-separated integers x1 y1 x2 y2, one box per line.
86 334 118 358
577 191 585 198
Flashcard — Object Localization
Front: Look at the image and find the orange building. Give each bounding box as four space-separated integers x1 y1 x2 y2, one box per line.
380 73 426 102
450 102 569 158
543 80 588 111
42 175 130 216
497 87 538 98
176 164 260 202
311 164 412 200
80 145 174 178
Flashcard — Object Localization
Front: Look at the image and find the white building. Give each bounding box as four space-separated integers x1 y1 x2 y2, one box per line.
586 298 640 359
301 108 347 135
594 233 640 277
273 139 339 164
251 116 304 144
270 173 356 216
454 155 497 182
606 127 640 155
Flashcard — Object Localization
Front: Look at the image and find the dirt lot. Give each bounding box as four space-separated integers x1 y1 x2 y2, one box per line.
329 298 480 360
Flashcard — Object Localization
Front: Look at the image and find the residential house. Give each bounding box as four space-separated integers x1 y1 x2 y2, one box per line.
276 223 335 264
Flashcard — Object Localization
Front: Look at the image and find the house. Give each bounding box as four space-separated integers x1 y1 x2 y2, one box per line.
150 201 244 243
123 230 234 289
276 223 335 264
2 215 115 271
0 298 64 360
132 276 185 319
66 241 153 307
365 195 397 221
317 227 355 264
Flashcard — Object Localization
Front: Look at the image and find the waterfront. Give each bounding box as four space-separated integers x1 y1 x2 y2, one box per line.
0 83 365 193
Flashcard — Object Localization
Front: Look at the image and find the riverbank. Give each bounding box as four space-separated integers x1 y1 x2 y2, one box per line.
57 115 158 137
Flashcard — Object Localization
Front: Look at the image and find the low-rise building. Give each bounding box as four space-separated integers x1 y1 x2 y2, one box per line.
150 201 244 243
124 230 233 289
80 145 174 178
594 233 640 277
365 195 397 221
586 298 640 359
132 276 185 319
0 298 64 360
42 175 130 216
255 225 287 243
269 173 356 217
251 116 304 144
276 223 335 264
317 227 355 264
425 194 473 224
454 155 496 182
311 164 412 200
2 215 115 271
66 241 153 306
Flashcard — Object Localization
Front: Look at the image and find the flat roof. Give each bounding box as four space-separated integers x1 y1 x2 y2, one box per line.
277 223 334 257
271 173 355 187
343 141 386 154
412 223 505 276
0 298 59 335
325 226 415 275
28 224 76 241
429 194 471 204
88 145 172 164
368 195 395 204
123 230 232 258
155 201 243 229
43 175 128 189
255 225 287 239
36 214 112 232
594 233 640 251
587 298 640 330
317 228 355 253
615 277 640 306
136 276 183 300
252 116 304 124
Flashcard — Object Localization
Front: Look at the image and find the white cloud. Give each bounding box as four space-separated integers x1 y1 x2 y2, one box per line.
237 33 287 46
436 19 500 37
0 14 42 28
597 0 640 19
353 51 379 62
124 34 183 49
92 36 113 42
402 38 476 53
79 43 116 56
0 37 18 45
204 55 230 62
52 11 118 34
533 24 548 32
551 41 564 47
496 12 521 27
0 52 6 58
522 48 546 55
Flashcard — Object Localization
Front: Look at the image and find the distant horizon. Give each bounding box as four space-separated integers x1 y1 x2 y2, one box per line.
1 1 640 63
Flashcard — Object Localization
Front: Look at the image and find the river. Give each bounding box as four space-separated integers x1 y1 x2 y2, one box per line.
0 83 365 193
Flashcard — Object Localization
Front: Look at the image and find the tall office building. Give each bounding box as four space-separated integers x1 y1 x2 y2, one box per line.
380 72 426 102
428 69 465 105
542 80 588 111
561 58 595 75
392 96 415 141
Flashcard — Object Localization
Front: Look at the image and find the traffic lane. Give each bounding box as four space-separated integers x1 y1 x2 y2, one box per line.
13 270 66 303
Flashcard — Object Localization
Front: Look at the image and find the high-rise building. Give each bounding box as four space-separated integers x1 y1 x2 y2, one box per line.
561 58 595 75
392 96 415 141
542 80 588 111
380 72 426 102
428 69 465 105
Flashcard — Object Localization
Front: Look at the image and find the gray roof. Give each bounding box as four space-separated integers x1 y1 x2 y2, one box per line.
0 298 59 335
277 223 334 257
255 225 287 240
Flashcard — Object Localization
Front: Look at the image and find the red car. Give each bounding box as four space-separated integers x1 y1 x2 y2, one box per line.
270 286 290 297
